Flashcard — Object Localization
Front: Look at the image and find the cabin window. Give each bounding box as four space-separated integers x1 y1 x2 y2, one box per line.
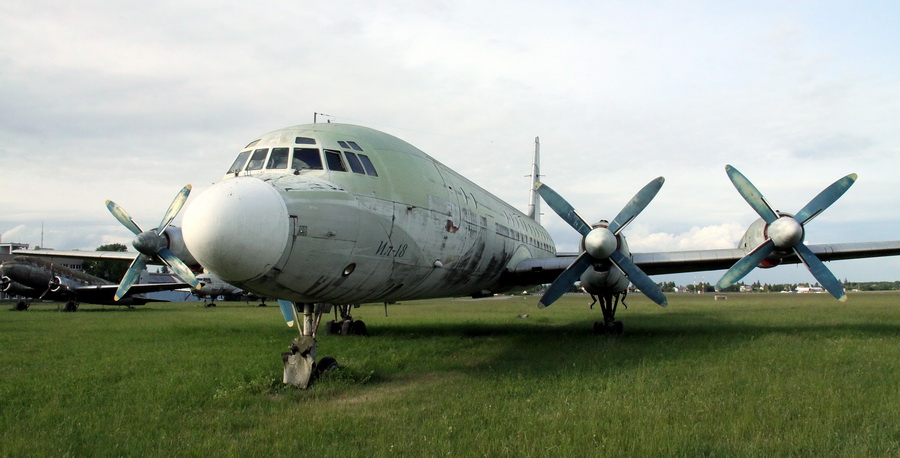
266 147 290 169
292 148 323 170
344 151 366 174
347 141 363 151
325 150 347 172
246 148 269 171
295 137 316 145
358 154 378 176
227 150 252 174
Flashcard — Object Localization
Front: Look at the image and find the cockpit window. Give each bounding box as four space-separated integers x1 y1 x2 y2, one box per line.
227 150 252 174
266 147 289 169
292 148 323 170
358 154 378 177
245 139 260 148
324 150 347 172
347 141 363 151
337 141 349 149
295 137 316 145
246 148 268 171
344 151 366 174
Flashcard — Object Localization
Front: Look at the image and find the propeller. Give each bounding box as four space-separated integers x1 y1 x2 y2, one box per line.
106 185 199 300
715 165 856 301
535 177 668 308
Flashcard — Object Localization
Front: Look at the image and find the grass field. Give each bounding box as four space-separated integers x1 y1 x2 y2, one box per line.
2 292 900 456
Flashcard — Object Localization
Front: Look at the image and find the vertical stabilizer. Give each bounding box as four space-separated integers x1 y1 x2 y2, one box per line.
526 137 541 223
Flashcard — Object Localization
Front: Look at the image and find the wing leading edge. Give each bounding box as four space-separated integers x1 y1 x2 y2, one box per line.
511 241 900 284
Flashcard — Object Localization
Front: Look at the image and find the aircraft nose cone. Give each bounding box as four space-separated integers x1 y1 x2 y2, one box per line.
182 178 290 283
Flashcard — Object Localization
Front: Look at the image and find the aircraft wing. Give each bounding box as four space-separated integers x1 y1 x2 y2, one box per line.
12 249 137 262
512 241 900 281
68 282 190 304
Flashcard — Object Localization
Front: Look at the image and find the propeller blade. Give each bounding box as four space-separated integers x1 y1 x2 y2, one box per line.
793 243 847 302
278 299 296 327
106 200 143 235
716 241 776 290
158 185 192 234
609 251 667 307
608 177 665 235
794 173 857 225
115 255 149 300
725 165 778 224
539 252 594 308
158 248 199 288
534 182 592 236
37 264 56 300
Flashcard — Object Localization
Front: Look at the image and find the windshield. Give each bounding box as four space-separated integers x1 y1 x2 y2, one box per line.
227 151 251 174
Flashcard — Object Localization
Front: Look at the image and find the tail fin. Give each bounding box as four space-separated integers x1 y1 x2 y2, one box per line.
526 136 541 223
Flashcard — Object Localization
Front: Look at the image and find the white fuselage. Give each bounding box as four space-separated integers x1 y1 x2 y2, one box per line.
182 124 556 304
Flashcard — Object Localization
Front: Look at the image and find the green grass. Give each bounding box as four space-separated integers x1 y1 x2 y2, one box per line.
2 292 900 456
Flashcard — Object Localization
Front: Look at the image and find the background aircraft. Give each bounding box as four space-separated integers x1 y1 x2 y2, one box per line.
25 123 900 388
1 255 187 311
192 272 268 307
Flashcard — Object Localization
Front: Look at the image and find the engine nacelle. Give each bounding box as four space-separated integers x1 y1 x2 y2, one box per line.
163 226 199 269
579 235 632 296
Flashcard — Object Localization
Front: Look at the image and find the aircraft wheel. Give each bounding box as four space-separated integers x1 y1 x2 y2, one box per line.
340 319 353 336
257 303 267 307
612 321 624 335
64 301 78 312
316 356 338 374
206 302 216 308
352 320 368 336
324 320 336 335
14 301 28 311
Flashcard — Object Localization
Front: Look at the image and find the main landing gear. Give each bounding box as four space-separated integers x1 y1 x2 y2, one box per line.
324 304 368 336
589 291 627 335
281 302 364 389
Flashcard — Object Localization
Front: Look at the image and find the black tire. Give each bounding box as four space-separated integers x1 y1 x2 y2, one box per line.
352 320 368 336
340 320 352 336
316 356 338 374
324 320 336 335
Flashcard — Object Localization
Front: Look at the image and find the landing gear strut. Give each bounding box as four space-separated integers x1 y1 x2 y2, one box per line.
589 291 627 335
281 302 348 389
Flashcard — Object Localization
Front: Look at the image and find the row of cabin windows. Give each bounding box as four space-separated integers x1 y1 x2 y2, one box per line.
227 147 378 177
495 223 553 252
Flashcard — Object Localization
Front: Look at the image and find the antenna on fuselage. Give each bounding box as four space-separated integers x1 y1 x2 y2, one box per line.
526 137 541 223
313 112 334 124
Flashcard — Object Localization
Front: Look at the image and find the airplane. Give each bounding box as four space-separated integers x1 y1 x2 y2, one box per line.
1 255 189 311
24 123 900 388
192 272 269 307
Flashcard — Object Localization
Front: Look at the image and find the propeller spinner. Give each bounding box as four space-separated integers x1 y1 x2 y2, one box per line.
715 165 856 301
535 177 668 308
106 185 199 300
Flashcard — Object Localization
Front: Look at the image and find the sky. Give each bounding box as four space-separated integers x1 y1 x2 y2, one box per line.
2 0 899 285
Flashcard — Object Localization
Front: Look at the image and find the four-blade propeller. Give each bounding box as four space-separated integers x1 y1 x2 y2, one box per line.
535 178 668 308
715 165 856 301
106 185 199 300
